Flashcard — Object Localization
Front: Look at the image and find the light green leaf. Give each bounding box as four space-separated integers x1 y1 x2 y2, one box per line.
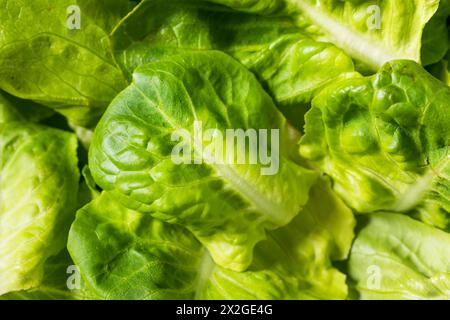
0 0 131 127
110 0 356 125
300 60 450 229
348 213 450 300
0 250 90 300
89 51 318 271
68 178 354 299
0 122 79 295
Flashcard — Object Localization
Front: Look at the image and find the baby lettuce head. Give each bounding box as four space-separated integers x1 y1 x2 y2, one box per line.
68 178 355 299
89 50 318 272
300 60 450 229
0 122 79 295
0 0 448 301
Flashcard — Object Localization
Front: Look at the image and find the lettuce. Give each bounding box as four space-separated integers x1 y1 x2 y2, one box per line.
300 60 450 230
0 0 131 127
67 178 355 299
0 0 448 301
89 51 318 271
348 213 450 299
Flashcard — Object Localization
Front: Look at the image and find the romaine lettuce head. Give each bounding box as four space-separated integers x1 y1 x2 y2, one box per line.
89 50 318 272
68 178 355 299
0 122 79 295
300 60 450 229
348 213 450 300
288 0 450 70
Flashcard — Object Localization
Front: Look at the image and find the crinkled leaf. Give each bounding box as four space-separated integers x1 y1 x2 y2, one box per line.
89 51 318 271
300 60 450 229
0 122 79 294
0 0 131 127
110 0 356 125
68 178 354 299
0 91 54 124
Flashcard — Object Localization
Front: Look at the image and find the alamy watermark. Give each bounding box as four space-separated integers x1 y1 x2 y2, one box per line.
66 5 81 30
66 264 81 290
338 0 382 31
366 265 382 290
171 121 280 176
366 5 381 30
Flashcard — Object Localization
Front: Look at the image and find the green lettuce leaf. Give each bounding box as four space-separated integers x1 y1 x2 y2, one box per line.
110 0 356 125
68 178 355 299
288 0 450 69
348 213 450 300
0 122 79 294
0 250 89 300
300 60 450 229
0 0 132 127
89 51 318 271
76 0 136 33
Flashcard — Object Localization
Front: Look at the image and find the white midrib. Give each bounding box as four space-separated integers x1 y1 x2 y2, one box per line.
211 163 286 223
194 134 286 224
292 1 402 69
194 249 215 299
